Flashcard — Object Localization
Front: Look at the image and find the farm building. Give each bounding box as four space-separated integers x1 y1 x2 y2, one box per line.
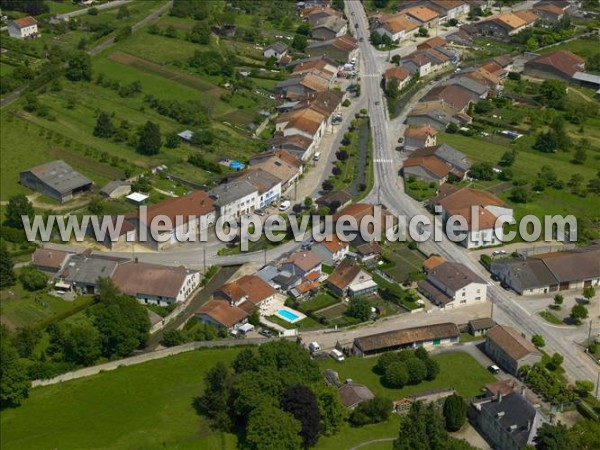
352 322 460 356
8 16 38 39
484 325 542 375
20 160 93 203
100 180 131 199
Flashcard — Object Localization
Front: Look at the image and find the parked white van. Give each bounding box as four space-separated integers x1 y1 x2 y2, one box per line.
313 152 321 161
330 349 345 362
308 341 321 353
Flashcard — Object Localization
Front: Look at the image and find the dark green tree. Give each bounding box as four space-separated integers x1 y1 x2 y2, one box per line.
12 326 40 359
537 79 567 109
384 362 408 388
349 396 391 426
60 317 102 366
93 112 116 138
232 347 259 374
5 195 34 229
292 34 308 52
424 358 440 381
137 121 162 155
570 304 588 325
199 361 232 429
66 52 92 81
534 422 572 450
18 267 47 292
346 297 372 322
0 246 16 288
0 341 31 408
443 394 467 431
314 384 346 436
405 357 427 385
246 404 302 450
281 385 322 448
165 132 180 148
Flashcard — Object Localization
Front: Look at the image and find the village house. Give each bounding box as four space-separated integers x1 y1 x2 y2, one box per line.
315 190 352 213
111 261 200 305
384 67 412 91
263 42 289 60
281 250 323 280
275 107 327 152
210 179 259 222
406 100 472 130
406 143 471 183
523 50 585 83
485 325 542 375
533 2 566 21
248 149 303 193
338 382 375 409
422 83 477 113
55 253 126 295
399 5 441 28
306 35 359 64
227 169 282 210
470 390 548 450
424 0 470 22
195 275 277 330
418 260 487 309
31 248 73 275
20 160 93 203
353 322 460 356
404 125 438 150
430 184 513 249
275 71 331 100
311 15 348 40
268 134 316 162
354 242 383 264
375 13 419 42
313 234 350 265
468 317 496 336
98 217 137 251
470 10 538 39
326 259 378 297
8 16 39 39
303 6 342 26
446 76 490 98
125 190 215 251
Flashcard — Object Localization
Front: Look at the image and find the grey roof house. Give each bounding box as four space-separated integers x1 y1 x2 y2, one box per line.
20 160 93 203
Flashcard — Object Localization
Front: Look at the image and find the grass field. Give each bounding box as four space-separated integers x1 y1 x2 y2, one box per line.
379 241 426 283
318 351 495 400
539 37 598 61
299 292 341 313
0 348 241 450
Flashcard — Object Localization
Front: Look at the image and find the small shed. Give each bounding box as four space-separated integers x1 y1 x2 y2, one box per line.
126 192 149 204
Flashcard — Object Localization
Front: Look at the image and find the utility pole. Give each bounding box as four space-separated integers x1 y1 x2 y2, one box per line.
588 320 593 346
294 179 298 201
596 371 599 400
377 185 381 205
264 248 267 266
203 248 206 275
490 295 495 320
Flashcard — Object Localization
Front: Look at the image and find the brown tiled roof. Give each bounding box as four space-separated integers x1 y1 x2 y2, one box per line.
195 300 248 327
532 244 600 283
432 186 507 214
417 280 453 305
236 275 277 306
305 271 321 282
534 3 564 15
111 261 197 299
327 259 363 290
331 34 358 51
404 125 438 139
526 50 585 78
13 16 37 27
299 72 330 92
403 156 452 179
465 67 500 88
480 61 504 76
316 234 350 253
215 281 247 303
354 322 459 353
485 379 517 396
269 134 313 151
339 383 375 408
382 14 419 33
428 261 486 291
302 6 342 19
486 325 541 361
293 59 336 76
423 84 474 111
356 242 382 256
333 203 397 234
430 0 466 10
400 5 440 22
295 280 321 294
514 9 538 24
283 251 323 272
249 150 301 186
316 190 352 207
417 36 447 50
385 66 411 81
32 248 71 270
423 255 445 271
141 191 213 229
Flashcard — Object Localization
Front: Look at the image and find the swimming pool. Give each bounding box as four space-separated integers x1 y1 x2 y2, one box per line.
277 309 300 322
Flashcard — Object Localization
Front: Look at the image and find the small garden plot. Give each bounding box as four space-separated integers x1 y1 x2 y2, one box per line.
315 302 348 320
299 292 341 313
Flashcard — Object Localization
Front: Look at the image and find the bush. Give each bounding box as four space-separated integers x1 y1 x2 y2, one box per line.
19 267 48 291
480 254 492 267
349 396 391 426
405 358 427 385
383 362 408 388
342 99 351 107
443 395 467 431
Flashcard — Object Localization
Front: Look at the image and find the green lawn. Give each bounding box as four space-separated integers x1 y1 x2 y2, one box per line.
318 352 495 400
538 37 599 60
299 292 341 313
0 348 241 450
539 310 564 325
379 241 426 283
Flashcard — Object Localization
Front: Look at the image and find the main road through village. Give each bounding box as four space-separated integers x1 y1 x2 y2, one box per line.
41 1 598 388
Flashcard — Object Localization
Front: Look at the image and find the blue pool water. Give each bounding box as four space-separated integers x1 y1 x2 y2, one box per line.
277 309 300 322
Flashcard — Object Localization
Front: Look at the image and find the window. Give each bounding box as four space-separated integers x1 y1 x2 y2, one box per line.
460 299 467 304
475 297 481 301
462 292 466 297
477 289 480 293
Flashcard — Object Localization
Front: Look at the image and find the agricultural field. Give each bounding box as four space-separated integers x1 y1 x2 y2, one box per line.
538 36 599 63
1 0 301 212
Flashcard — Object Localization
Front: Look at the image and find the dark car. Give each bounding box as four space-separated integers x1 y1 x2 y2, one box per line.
500 282 511 291
259 329 273 338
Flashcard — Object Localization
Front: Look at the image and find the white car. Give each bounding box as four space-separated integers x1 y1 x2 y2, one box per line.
279 200 291 211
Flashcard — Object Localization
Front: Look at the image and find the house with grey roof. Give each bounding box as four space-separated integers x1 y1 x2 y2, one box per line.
311 15 348 41
418 261 487 308
445 76 489 98
20 160 93 203
263 42 289 60
411 144 471 179
227 169 282 209
56 253 126 294
470 390 548 450
209 179 259 222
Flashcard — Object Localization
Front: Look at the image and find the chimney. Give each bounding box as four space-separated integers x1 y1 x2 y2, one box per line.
527 420 532 432
134 257 138 264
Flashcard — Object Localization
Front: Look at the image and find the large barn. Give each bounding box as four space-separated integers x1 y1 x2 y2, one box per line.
20 160 93 203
